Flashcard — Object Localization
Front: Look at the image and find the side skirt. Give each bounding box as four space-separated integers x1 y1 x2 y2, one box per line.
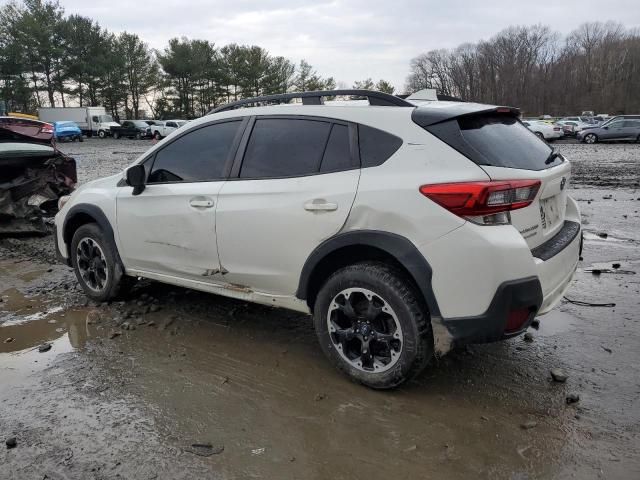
126 269 311 314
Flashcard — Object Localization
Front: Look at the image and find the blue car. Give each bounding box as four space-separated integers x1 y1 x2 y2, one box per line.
54 121 83 142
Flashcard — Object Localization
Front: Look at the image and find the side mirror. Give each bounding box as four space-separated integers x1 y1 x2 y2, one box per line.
603 126 609 130
125 164 146 195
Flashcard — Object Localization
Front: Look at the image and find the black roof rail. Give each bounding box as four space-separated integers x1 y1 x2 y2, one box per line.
208 89 414 114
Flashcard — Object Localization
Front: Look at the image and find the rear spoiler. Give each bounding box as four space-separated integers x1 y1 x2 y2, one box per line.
411 104 520 127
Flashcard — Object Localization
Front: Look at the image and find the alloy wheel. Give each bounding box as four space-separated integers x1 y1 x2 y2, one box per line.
76 237 109 292
327 287 403 373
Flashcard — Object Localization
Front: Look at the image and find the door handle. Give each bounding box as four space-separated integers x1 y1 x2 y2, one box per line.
304 200 338 211
189 198 214 208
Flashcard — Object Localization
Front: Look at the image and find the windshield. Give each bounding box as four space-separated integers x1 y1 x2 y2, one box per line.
100 115 115 123
176 121 187 127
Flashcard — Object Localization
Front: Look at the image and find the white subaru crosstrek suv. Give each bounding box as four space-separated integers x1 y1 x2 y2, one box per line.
54 90 581 389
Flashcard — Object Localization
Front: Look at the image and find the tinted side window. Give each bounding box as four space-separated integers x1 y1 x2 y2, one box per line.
240 118 331 178
358 124 402 167
148 121 240 183
623 120 640 128
320 124 352 172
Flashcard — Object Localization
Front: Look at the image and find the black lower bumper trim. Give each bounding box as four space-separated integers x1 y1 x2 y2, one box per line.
531 220 580 261
441 277 543 345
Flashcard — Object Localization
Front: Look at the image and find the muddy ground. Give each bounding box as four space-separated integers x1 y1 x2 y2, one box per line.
1 138 639 479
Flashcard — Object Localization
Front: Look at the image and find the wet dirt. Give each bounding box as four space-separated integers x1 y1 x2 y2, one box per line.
1 139 639 479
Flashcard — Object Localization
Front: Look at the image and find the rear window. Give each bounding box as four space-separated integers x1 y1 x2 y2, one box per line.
426 114 562 171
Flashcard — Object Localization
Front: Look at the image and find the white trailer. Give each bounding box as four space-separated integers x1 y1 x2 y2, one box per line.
38 107 120 138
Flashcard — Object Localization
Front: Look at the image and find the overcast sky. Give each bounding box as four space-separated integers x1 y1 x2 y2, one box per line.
57 0 640 91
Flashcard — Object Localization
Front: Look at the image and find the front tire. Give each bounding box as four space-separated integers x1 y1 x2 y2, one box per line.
135 132 142 140
113 132 120 139
98 130 106 138
583 133 598 144
313 262 433 389
71 223 127 302
154 131 161 140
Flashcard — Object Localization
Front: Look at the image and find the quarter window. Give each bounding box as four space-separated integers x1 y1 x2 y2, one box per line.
358 124 403 167
148 121 241 183
240 118 332 178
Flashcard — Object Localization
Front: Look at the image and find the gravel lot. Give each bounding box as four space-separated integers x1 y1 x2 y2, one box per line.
1 138 639 479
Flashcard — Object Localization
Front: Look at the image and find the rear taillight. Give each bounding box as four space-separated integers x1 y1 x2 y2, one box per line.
419 180 541 225
40 123 54 134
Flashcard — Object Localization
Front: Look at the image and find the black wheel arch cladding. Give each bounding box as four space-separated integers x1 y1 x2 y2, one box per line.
62 204 124 267
296 230 442 318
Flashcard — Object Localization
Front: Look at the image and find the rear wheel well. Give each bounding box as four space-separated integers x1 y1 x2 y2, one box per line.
305 245 422 310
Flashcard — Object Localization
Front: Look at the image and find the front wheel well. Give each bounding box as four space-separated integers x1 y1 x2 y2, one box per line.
305 245 422 310
63 212 97 245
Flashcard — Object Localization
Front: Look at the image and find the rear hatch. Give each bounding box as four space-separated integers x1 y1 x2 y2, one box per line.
416 107 570 249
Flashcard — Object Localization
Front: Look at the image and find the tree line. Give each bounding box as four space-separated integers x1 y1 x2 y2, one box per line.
406 22 640 116
0 0 395 119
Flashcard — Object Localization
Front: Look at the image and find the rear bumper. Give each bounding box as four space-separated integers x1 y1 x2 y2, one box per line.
425 199 581 345
441 277 543 344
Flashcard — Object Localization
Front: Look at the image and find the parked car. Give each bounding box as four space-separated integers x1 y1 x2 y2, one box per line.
522 120 563 140
150 120 187 140
54 121 83 142
39 107 120 138
110 120 152 140
1 116 76 235
54 90 581 389
577 118 640 144
561 116 593 124
556 120 589 137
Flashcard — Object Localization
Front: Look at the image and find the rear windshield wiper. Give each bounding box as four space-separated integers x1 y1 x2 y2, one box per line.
545 149 561 165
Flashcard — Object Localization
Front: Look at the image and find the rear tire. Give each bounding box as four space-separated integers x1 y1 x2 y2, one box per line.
154 131 161 140
535 132 544 139
313 262 433 389
71 223 129 302
78 135 84 142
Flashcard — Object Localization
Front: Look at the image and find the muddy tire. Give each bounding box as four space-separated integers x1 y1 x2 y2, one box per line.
71 223 128 302
583 133 597 144
313 262 433 389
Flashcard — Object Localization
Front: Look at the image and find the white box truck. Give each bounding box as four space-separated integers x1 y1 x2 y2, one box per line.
38 107 120 138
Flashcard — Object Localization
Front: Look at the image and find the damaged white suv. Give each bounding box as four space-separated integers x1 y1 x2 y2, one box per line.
54 90 581 389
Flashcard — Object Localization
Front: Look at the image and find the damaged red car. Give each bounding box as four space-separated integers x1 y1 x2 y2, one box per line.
0 116 77 235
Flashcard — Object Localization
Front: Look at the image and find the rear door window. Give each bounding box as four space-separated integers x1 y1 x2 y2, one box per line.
320 124 352 172
148 121 241 183
240 118 332 178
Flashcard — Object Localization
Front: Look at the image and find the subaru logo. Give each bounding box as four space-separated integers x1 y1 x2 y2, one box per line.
560 177 566 191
